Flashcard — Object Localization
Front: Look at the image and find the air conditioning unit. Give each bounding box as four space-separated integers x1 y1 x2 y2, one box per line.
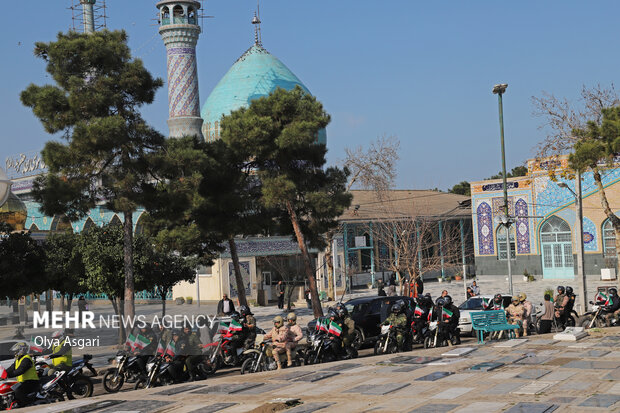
601 268 617 281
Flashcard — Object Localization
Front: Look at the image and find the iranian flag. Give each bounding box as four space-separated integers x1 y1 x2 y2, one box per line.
328 321 342 337
156 340 165 356
321 318 330 332
219 322 230 334
414 305 423 317
229 319 243 332
29 337 43 354
0 365 6 380
597 292 612 305
165 340 176 357
134 334 151 351
125 333 136 350
442 307 453 320
482 298 490 309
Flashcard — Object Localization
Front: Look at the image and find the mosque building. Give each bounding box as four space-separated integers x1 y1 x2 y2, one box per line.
471 155 620 283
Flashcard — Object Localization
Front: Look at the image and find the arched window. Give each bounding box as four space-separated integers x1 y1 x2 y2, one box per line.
540 216 574 277
497 225 516 260
173 5 185 24
109 215 122 226
603 219 616 258
161 6 170 25
83 218 96 232
188 7 197 24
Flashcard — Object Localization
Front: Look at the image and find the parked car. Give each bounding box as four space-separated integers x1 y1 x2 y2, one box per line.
457 295 512 335
307 296 416 348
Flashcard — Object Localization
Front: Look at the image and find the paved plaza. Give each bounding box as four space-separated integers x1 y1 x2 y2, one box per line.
21 326 620 412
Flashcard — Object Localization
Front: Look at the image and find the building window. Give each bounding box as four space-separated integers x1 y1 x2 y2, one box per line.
603 219 616 258
497 225 516 260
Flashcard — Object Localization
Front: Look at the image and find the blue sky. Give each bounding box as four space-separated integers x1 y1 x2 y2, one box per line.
2 1 619 189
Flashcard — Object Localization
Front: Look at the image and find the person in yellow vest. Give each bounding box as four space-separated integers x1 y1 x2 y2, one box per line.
49 330 72 373
5 342 39 407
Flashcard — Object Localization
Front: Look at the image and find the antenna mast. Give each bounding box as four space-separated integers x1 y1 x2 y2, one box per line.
252 0 262 45
69 0 108 33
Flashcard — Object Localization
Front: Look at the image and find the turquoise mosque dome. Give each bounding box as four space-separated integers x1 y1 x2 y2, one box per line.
201 43 327 144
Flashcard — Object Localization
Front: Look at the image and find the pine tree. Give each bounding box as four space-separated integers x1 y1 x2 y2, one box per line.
21 30 165 322
220 86 352 317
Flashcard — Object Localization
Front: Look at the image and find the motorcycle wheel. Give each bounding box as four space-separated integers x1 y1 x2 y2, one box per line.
134 378 147 390
103 369 124 393
579 315 600 329
304 351 317 365
423 336 434 349
373 340 384 355
70 376 93 398
240 357 261 374
351 329 363 350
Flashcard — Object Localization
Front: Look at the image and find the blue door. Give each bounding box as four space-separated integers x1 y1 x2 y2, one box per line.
540 216 574 278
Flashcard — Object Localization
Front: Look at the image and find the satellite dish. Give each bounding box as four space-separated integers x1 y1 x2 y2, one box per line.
0 167 11 207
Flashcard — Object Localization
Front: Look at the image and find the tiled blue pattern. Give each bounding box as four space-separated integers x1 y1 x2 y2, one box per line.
582 216 598 252
201 44 326 144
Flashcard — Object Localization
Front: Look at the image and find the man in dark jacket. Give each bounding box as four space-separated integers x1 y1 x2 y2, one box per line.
277 281 285 309
216 294 235 316
134 325 158 373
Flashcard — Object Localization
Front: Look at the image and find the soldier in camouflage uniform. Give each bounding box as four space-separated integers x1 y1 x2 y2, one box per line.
239 305 257 349
382 301 408 351
505 297 525 337
335 303 356 358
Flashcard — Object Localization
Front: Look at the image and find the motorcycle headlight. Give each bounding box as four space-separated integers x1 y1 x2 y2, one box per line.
115 356 123 364
146 362 155 372
313 338 321 346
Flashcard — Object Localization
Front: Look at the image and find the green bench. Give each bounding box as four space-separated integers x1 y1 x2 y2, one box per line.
470 310 519 344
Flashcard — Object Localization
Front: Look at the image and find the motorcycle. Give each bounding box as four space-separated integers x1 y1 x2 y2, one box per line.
411 318 428 345
304 330 357 365
579 301 613 329
134 355 176 389
374 324 405 355
35 355 95 399
240 340 305 374
423 321 453 349
103 351 149 393
202 329 245 374
0 370 68 409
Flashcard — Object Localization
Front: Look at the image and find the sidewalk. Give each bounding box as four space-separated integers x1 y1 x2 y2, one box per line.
23 327 620 412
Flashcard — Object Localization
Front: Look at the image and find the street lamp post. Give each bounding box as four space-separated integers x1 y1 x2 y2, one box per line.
558 178 587 313
492 83 513 296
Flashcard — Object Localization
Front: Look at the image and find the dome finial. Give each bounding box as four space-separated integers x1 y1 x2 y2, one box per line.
251 1 262 45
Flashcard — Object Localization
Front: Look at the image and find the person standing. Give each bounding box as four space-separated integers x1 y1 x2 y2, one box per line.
387 281 397 297
470 281 480 296
216 294 235 316
539 294 554 334
77 296 87 320
277 281 285 310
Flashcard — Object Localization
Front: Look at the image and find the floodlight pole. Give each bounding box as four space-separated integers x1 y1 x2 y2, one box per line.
493 83 513 296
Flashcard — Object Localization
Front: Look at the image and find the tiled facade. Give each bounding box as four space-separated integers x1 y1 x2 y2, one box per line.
471 156 620 279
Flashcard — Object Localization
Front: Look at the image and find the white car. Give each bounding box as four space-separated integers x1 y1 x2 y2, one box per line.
457 295 513 335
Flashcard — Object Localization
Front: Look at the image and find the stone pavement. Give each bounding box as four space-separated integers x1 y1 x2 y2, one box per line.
22 327 620 412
